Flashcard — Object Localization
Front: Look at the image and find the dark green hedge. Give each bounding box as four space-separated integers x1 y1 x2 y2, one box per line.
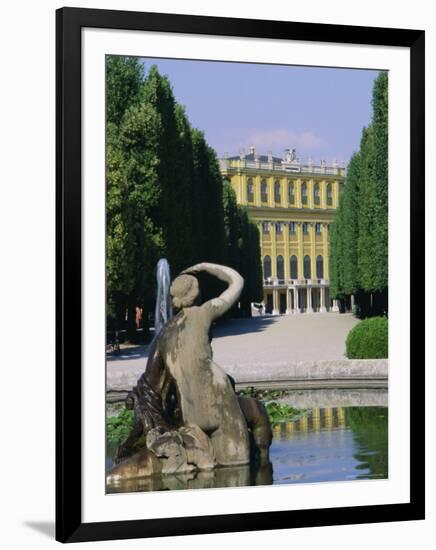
346 316 388 359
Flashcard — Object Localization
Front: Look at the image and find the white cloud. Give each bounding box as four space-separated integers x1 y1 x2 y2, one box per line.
245 129 325 154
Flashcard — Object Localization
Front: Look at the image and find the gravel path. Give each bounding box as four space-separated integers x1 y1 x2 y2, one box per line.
211 312 359 365
106 313 360 389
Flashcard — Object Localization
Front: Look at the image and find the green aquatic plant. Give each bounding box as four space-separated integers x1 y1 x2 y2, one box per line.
265 401 308 427
106 407 134 444
237 387 308 427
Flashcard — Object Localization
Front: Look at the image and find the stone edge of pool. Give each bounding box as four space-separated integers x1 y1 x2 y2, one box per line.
106 359 388 395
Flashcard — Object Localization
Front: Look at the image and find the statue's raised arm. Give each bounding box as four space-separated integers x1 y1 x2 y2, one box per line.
181 262 244 321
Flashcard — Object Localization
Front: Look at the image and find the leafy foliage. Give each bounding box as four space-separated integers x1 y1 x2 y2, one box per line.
340 153 361 295
236 387 309 427
371 72 389 292
106 408 135 444
357 125 377 291
329 72 388 317
265 402 309 427
191 129 226 264
143 68 198 275
106 58 164 335
329 194 344 299
345 316 388 358
106 56 143 127
222 181 240 269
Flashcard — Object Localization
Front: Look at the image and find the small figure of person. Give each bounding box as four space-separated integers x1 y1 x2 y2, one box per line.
135 305 143 329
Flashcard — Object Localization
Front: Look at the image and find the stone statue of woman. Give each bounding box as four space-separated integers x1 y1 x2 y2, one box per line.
162 262 250 466
110 263 270 482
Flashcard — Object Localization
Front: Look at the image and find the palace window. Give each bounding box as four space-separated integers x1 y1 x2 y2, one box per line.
316 255 324 279
261 179 268 203
301 182 308 205
288 182 295 205
262 221 270 234
302 222 308 235
277 255 285 281
314 183 320 205
290 255 298 279
327 183 333 206
247 178 254 203
274 180 281 203
304 255 311 279
315 222 322 234
275 222 283 235
289 221 296 235
263 255 272 279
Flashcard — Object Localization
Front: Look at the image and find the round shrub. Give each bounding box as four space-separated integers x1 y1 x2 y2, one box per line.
346 316 388 359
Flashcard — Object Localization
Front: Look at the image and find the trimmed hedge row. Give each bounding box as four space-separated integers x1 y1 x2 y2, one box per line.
346 316 388 359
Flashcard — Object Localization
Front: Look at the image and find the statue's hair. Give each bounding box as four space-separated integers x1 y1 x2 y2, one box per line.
170 274 199 309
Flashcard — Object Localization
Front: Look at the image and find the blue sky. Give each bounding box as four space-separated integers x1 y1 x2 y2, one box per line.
141 57 381 167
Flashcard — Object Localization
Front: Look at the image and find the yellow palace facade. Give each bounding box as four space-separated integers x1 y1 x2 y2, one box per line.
220 147 346 315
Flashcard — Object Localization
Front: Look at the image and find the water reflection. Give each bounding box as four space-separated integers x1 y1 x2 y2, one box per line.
107 461 274 494
346 407 388 479
106 406 388 493
271 406 388 485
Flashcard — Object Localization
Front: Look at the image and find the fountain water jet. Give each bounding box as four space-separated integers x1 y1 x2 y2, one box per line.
154 259 173 338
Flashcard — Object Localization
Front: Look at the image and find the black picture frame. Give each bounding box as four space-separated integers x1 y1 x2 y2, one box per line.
56 6 425 543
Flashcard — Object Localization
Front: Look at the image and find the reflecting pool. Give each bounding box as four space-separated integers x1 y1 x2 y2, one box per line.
106 405 388 493
271 406 388 485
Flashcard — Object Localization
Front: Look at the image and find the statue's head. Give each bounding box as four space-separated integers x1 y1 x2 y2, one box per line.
170 274 200 310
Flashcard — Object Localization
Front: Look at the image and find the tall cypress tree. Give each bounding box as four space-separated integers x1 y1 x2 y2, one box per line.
106 56 145 328
106 58 164 338
330 71 388 317
371 72 388 313
329 196 345 299
142 66 196 275
106 56 143 127
172 104 196 271
357 124 376 292
222 180 240 269
191 129 226 264
341 152 361 295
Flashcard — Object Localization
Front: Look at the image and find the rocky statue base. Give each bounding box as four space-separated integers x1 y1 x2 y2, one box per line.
107 263 272 485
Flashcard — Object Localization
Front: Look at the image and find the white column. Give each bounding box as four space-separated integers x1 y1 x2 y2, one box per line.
286 288 292 315
351 294 355 311
307 287 313 313
320 287 326 312
272 288 279 315
294 287 300 314
332 299 340 312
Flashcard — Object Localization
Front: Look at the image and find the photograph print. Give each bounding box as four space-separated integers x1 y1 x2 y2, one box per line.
105 55 388 494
